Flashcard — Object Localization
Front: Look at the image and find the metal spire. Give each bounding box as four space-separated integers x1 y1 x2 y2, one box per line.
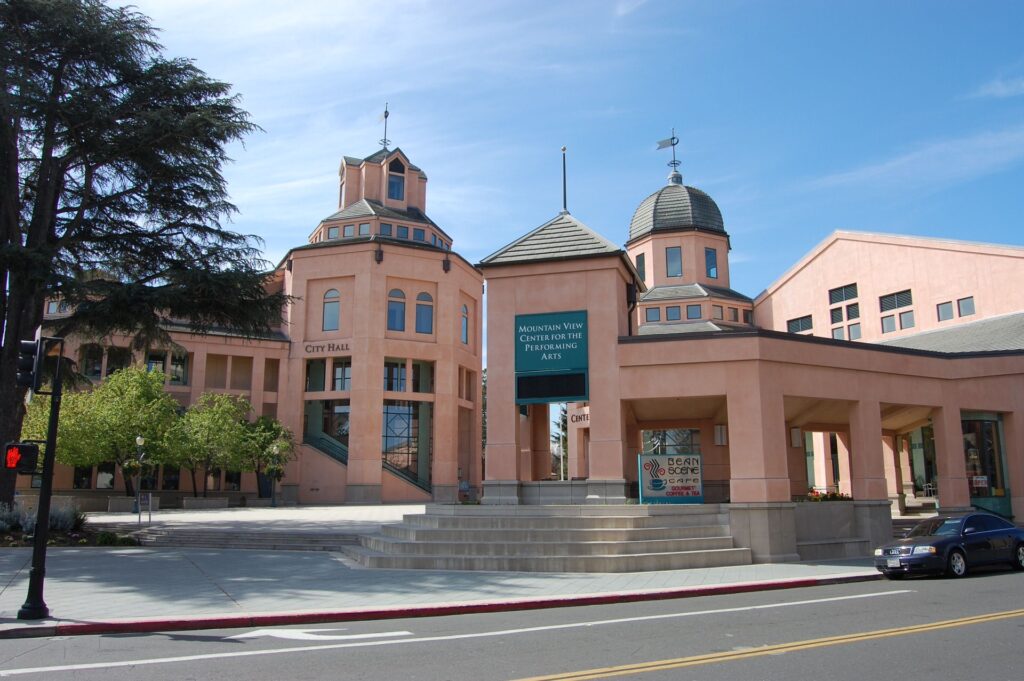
656 129 682 184
560 146 568 214
379 103 391 151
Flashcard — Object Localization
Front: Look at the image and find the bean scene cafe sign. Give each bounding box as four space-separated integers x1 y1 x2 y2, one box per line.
514 310 588 404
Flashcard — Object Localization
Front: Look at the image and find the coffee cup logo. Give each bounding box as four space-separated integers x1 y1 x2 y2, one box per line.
643 458 667 492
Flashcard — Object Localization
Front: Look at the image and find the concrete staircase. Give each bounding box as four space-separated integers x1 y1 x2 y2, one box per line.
342 504 752 572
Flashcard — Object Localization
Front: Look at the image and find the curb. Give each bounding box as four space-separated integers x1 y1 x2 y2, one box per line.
0 571 881 639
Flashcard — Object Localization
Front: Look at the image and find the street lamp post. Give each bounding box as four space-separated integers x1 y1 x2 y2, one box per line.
270 445 279 508
134 435 145 524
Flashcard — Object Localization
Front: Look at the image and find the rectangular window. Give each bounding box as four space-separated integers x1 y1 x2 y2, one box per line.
846 302 860 320
937 301 954 321
358 223 370 236
830 307 843 324
343 224 354 237
224 471 241 492
415 302 433 333
388 174 405 200
387 300 405 331
431 234 438 246
832 327 845 340
728 308 739 322
327 225 339 239
397 225 409 239
881 315 896 333
306 359 327 392
139 464 157 491
72 466 92 489
332 357 352 391
380 223 393 236
635 253 646 281
384 360 407 392
81 346 103 379
381 400 433 484
106 347 131 375
161 465 180 491
412 360 434 393
848 323 861 340
96 462 115 489
828 283 858 305
787 315 812 333
645 307 661 322
666 305 681 321
169 354 189 386
712 305 723 320
686 304 701 320
666 246 682 277
413 228 425 242
704 248 718 279
957 296 975 317
46 300 60 314
146 352 165 374
899 309 915 329
743 309 753 324
879 289 913 312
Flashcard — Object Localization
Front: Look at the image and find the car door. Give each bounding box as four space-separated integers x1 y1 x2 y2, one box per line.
982 515 1016 562
960 514 995 565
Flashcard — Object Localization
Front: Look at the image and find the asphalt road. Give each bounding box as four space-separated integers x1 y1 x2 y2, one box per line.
1 567 1022 680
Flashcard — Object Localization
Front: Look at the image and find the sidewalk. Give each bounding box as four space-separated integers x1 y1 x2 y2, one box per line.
0 506 881 639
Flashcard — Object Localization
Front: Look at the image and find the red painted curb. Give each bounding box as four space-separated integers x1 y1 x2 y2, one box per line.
1 572 881 639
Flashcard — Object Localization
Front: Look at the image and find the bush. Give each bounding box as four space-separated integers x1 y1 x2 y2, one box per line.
49 506 87 532
96 531 119 546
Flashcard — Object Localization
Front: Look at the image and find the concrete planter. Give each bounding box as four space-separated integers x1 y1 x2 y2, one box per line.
794 500 856 541
182 496 229 509
106 495 161 512
792 499 891 560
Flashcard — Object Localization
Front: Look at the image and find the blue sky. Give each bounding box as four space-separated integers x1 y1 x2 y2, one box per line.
125 0 1024 297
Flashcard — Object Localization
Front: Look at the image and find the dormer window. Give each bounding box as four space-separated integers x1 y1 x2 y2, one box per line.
388 158 405 200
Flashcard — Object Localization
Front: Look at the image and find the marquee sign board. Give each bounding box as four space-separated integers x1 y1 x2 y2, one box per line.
638 453 703 504
514 310 588 404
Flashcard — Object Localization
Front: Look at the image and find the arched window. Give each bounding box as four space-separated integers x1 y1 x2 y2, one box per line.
387 159 405 200
387 289 406 331
460 304 470 344
323 289 340 331
415 292 433 334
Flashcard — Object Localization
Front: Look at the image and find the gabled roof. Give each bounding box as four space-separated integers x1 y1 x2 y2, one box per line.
320 199 449 239
478 212 623 266
637 320 749 336
640 283 752 303
879 311 1024 353
342 147 423 174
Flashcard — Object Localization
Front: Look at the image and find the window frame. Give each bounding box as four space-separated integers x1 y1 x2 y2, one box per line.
704 247 718 279
686 304 702 320
322 289 340 332
666 246 682 278
414 292 434 334
387 289 406 332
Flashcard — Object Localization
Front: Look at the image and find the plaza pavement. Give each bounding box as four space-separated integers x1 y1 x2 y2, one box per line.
0 505 880 639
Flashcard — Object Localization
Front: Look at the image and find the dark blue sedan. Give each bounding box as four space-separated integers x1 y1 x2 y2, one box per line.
874 512 1024 578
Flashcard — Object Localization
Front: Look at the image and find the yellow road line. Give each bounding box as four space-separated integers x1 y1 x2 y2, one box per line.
514 608 1024 681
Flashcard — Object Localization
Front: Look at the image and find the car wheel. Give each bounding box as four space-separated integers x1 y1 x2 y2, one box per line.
946 549 967 578
1013 544 1024 571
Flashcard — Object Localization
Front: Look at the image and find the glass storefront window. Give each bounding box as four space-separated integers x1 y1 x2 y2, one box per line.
642 428 701 456
306 358 326 392
161 465 180 491
382 399 433 484
96 462 115 489
962 417 1005 498
332 357 352 391
170 354 189 385
224 471 241 491
73 466 92 489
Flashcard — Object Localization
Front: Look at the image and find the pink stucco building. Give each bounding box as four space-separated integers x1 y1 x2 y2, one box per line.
29 147 484 507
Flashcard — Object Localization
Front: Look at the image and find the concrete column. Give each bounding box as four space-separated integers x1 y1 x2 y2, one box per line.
1003 411 1022 519
786 423 808 497
847 400 886 500
346 272 383 504
481 281 520 504
835 433 852 496
726 370 791 503
530 404 551 480
811 432 835 492
932 405 970 511
898 436 915 497
882 433 906 513
250 354 266 417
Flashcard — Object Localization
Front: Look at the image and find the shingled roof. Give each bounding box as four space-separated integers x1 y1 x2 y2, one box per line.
320 199 448 239
640 283 752 303
879 311 1024 353
479 212 623 266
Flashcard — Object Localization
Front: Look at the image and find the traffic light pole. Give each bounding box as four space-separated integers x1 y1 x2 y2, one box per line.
18 337 64 620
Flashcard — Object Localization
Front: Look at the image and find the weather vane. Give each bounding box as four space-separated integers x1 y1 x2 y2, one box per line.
656 128 681 170
379 103 391 151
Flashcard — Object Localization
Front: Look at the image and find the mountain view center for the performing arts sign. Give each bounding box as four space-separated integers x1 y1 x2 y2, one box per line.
514 310 588 404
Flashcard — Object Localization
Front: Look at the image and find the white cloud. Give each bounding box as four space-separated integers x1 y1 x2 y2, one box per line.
806 125 1024 194
968 76 1024 99
615 0 649 16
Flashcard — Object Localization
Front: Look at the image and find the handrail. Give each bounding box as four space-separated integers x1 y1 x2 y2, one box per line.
382 461 432 494
302 433 348 465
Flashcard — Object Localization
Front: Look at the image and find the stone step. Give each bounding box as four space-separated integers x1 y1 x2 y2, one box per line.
420 504 728 518
402 513 729 530
361 534 736 557
341 544 752 573
379 524 731 543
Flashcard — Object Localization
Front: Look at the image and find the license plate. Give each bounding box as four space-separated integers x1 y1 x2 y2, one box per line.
886 558 901 568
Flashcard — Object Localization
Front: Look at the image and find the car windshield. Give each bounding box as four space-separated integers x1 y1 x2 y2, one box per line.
907 518 962 537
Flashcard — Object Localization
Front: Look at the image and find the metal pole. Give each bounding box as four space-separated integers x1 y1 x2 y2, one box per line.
18 338 64 620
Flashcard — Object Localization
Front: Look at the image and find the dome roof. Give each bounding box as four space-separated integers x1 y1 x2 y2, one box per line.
628 174 726 242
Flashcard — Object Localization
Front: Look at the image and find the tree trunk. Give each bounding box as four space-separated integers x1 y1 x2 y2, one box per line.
189 468 199 498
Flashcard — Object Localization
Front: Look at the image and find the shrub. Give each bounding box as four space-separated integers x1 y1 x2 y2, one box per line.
118 535 139 546
805 489 853 502
0 503 19 532
96 531 119 546
49 506 87 532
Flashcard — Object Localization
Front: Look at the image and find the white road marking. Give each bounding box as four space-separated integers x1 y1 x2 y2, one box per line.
227 628 412 641
0 590 913 677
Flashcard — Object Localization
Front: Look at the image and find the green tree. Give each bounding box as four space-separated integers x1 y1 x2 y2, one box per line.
167 393 250 497
0 0 286 505
21 366 179 495
238 416 295 497
550 403 568 479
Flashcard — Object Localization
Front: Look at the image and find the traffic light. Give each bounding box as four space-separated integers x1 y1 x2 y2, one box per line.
4 443 40 474
16 338 43 391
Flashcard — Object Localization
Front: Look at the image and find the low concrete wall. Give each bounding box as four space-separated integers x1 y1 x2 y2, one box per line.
792 499 892 560
182 496 229 509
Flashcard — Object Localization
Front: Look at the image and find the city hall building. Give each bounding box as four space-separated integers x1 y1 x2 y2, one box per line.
27 143 1024 561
